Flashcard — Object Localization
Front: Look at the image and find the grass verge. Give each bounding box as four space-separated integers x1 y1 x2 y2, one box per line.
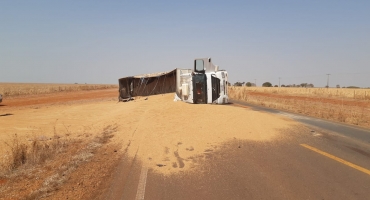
229 87 370 128
0 125 118 199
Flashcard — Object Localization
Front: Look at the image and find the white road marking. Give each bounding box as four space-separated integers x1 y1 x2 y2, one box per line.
135 166 148 200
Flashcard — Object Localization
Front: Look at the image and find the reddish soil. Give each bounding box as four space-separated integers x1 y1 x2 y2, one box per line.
0 179 6 186
2 89 118 107
50 143 123 200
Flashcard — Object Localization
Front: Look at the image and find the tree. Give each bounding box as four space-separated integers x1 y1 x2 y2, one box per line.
281 84 286 87
233 82 245 87
274 85 278 87
336 84 340 88
246 82 252 87
262 82 272 87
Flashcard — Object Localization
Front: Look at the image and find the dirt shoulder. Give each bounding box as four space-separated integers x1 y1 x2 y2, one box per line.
0 89 123 199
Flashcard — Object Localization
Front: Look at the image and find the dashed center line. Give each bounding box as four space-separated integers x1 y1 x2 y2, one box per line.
300 144 370 176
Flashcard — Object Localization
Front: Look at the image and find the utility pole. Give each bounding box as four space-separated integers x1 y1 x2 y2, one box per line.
279 77 281 87
326 74 331 88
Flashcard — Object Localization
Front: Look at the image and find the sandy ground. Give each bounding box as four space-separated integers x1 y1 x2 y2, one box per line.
0 89 298 199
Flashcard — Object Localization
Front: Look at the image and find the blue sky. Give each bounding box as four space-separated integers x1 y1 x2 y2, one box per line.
1 1 369 87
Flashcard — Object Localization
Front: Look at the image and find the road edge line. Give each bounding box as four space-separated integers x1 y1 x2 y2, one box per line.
135 166 148 200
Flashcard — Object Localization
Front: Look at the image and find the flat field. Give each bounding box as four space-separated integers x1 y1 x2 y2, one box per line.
229 86 370 128
236 87 370 100
0 83 118 98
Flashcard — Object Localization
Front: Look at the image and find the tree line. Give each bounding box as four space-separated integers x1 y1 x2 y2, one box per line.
233 82 315 88
232 82 364 88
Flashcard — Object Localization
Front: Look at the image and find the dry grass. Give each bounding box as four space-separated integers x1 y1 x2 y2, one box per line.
1 133 68 173
237 87 370 100
30 125 117 199
0 125 118 199
0 83 117 98
229 87 370 128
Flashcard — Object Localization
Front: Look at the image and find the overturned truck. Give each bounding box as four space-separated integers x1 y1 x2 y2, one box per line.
118 58 229 104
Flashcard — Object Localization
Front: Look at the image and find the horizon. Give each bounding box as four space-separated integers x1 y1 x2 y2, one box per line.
1 81 369 89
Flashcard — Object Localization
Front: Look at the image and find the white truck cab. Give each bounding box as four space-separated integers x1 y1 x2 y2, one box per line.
176 58 229 104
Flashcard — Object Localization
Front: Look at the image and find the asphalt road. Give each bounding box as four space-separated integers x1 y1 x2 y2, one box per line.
105 100 370 200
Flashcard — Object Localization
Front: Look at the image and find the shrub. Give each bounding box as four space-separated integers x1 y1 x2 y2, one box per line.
262 82 272 87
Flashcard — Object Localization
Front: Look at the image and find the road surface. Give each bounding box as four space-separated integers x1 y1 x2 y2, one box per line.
105 99 370 200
